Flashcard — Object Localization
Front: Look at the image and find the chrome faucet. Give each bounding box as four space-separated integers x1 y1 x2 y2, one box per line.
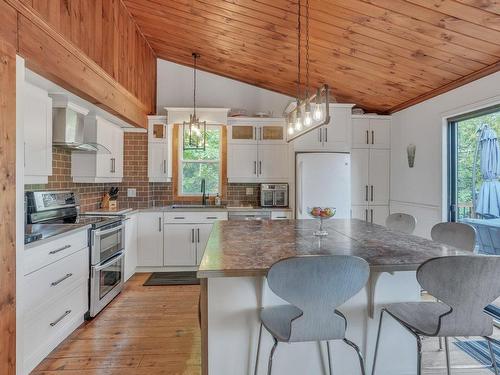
201 178 208 206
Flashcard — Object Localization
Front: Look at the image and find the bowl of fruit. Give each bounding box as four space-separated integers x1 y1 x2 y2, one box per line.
308 207 336 236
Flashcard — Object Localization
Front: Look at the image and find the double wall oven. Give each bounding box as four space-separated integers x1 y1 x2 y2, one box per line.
26 191 126 318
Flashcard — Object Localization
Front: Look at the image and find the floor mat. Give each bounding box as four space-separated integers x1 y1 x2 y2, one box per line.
454 339 500 373
143 271 200 286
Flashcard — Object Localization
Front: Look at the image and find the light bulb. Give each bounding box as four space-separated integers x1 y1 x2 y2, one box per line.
313 103 322 121
304 111 312 126
288 126 294 135
192 126 201 136
295 117 303 131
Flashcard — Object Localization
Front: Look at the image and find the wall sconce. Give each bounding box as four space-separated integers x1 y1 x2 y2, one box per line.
407 144 416 168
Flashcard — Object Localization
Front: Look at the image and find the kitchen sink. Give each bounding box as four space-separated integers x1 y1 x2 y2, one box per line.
170 204 226 209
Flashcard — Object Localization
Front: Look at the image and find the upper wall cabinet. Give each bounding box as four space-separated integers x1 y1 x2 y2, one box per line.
147 115 170 182
71 116 124 183
352 115 391 149
228 118 286 145
24 82 53 184
292 104 354 152
227 118 288 183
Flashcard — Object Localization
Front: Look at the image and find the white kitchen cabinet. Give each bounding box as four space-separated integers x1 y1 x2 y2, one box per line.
148 142 168 182
24 82 52 184
352 115 391 149
163 224 197 266
292 104 354 152
351 205 369 222
148 116 170 182
137 212 164 266
71 115 124 183
351 149 390 206
228 118 286 145
271 210 293 220
258 144 289 181
196 224 213 264
352 205 388 226
227 144 258 182
350 149 370 206
124 212 138 281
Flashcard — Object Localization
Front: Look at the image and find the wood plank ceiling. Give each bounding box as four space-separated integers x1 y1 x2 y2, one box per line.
123 0 500 113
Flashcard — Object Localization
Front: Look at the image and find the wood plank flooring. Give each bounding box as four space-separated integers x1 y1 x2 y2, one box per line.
32 273 496 374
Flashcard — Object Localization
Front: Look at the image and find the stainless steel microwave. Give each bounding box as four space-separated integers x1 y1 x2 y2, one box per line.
260 184 288 207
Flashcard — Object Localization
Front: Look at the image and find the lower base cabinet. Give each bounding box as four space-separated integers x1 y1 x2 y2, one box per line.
124 212 138 281
137 211 164 266
163 223 215 266
352 205 389 226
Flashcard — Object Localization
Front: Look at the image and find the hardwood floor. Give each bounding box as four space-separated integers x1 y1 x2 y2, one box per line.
32 273 496 374
32 273 201 375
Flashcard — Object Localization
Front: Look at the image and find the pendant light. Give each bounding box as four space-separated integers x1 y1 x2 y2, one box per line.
183 53 206 151
285 0 331 142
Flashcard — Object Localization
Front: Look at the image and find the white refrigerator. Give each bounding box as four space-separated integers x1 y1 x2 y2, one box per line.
295 153 351 219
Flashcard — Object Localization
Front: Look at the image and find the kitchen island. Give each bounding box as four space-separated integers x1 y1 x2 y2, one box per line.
197 219 469 375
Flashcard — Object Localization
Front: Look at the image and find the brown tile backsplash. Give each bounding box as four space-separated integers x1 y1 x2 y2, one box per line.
25 133 262 211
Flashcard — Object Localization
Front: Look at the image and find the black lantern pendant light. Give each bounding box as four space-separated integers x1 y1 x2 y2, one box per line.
183 52 206 151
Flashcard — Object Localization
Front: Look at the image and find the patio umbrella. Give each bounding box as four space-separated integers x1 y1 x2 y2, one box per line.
474 124 500 218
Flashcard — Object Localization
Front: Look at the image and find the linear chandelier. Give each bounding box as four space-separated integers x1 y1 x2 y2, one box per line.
183 52 207 151
285 0 331 142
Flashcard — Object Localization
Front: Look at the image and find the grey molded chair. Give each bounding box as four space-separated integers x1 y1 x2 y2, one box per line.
385 213 417 235
431 222 476 252
254 255 370 375
372 255 500 375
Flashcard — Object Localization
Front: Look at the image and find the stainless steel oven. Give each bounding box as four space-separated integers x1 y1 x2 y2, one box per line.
260 184 288 207
87 218 126 318
91 221 125 264
90 250 124 317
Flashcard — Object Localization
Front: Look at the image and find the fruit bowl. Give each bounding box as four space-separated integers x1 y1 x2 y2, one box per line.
308 207 336 236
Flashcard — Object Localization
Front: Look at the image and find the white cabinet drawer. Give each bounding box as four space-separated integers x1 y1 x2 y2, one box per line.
24 229 88 275
24 282 87 374
23 247 89 312
164 211 228 223
271 211 292 220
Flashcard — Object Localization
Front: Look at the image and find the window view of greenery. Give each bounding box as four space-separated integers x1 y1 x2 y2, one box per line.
181 127 221 195
456 110 500 220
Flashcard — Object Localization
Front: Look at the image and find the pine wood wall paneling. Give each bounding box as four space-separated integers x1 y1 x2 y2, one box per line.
123 0 500 113
0 1 18 374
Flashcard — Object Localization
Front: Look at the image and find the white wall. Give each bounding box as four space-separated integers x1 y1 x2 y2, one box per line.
390 71 500 238
157 59 293 116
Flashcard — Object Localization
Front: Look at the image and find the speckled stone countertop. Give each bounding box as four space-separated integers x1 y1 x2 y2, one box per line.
197 219 471 278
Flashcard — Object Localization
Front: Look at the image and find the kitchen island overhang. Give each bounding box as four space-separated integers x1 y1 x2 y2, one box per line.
197 219 470 375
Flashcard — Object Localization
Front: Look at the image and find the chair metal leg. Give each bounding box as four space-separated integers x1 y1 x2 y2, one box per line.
486 337 499 375
439 337 444 351
371 308 386 375
267 337 278 375
326 341 333 375
343 337 366 375
416 335 423 375
254 323 263 375
444 337 451 375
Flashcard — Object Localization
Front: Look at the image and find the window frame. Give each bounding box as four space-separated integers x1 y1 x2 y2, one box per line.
172 124 227 201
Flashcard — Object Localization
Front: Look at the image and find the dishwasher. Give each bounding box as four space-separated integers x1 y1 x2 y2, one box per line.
228 210 272 221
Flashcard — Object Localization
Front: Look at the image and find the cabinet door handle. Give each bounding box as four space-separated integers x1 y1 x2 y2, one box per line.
197 228 200 243
366 130 369 144
51 273 73 287
110 158 114 173
50 310 71 327
163 160 167 174
191 228 195 243
254 127 257 140
371 185 374 202
49 244 71 255
365 209 368 222
254 161 257 175
365 185 368 201
206 216 217 219
259 127 262 141
372 130 375 145
173 216 185 220
158 217 162 232
370 209 374 223
319 128 322 143
259 161 262 175
324 128 328 143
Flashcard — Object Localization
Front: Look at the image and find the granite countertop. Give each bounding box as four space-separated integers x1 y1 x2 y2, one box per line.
197 219 471 278
141 206 292 212
25 223 90 249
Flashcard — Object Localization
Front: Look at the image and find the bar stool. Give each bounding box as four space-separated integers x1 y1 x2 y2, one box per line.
372 255 500 375
431 222 476 252
431 222 477 352
385 213 417 234
254 255 370 375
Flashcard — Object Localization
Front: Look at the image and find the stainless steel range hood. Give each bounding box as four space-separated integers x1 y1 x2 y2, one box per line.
51 95 109 153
